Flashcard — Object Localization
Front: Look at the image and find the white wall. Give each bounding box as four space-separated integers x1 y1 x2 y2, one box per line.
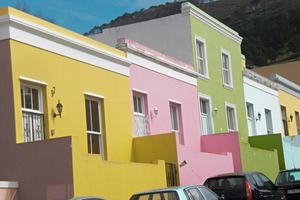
90 13 194 65
243 76 282 136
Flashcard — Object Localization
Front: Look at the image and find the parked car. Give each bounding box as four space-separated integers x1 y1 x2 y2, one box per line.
68 197 105 200
129 185 222 200
275 168 300 200
204 171 286 200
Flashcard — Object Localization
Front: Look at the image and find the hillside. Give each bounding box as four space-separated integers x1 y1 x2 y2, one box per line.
85 0 300 67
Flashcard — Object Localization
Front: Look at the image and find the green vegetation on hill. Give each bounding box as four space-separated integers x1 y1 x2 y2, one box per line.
85 0 300 67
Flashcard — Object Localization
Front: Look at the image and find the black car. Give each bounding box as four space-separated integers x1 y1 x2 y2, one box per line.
204 171 286 200
275 168 300 200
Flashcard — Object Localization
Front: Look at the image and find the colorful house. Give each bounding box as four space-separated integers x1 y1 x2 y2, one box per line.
116 38 234 186
0 7 168 200
253 62 300 169
90 1 280 179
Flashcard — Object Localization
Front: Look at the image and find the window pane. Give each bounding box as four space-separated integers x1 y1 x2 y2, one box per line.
91 100 100 132
32 88 39 110
85 100 91 131
170 105 179 131
24 87 32 109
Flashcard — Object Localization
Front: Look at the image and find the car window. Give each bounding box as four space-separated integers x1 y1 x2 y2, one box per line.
198 187 220 200
131 192 179 200
258 173 274 187
276 170 300 184
252 173 265 188
185 188 204 200
205 177 244 190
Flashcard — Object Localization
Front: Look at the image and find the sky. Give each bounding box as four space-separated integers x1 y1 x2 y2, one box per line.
0 0 173 34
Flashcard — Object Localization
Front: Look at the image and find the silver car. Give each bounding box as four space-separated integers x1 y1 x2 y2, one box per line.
129 185 222 200
68 197 105 200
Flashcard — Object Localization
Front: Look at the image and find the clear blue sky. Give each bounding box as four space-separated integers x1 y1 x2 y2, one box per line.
0 0 173 34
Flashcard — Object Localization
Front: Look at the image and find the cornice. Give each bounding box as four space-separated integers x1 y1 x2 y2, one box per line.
0 9 131 76
243 69 278 90
116 39 199 78
181 2 243 44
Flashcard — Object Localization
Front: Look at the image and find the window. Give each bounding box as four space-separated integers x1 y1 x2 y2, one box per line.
199 95 213 135
85 97 104 155
281 106 289 136
21 83 44 142
226 103 238 132
186 188 204 200
295 111 300 135
133 92 149 136
246 102 256 136
221 50 233 87
265 109 273 134
170 102 183 144
195 37 208 77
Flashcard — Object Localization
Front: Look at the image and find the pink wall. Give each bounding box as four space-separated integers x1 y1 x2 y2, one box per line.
125 38 235 185
177 144 234 185
201 132 242 172
130 63 201 149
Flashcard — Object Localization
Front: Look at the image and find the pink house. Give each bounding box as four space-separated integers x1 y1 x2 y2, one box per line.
117 38 237 185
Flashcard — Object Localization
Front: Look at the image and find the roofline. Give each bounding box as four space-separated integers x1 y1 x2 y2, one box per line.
116 38 199 78
270 74 300 97
243 68 278 91
0 7 131 76
181 2 243 44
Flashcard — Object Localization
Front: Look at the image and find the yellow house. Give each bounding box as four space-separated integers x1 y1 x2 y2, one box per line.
0 7 166 200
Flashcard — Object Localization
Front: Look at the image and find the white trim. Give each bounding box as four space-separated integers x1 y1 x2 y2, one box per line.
19 76 47 85
181 2 242 44
194 35 209 79
0 181 19 188
169 99 182 105
225 102 239 132
198 93 215 134
221 49 234 88
84 92 105 99
132 88 148 94
127 53 197 86
0 12 130 76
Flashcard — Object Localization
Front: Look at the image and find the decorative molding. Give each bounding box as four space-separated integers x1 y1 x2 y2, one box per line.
181 2 243 44
243 69 278 90
116 39 199 78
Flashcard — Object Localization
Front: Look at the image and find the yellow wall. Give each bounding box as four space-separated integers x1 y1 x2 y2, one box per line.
279 90 300 136
10 39 167 199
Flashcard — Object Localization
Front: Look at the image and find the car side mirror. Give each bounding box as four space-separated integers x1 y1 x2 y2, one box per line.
273 184 279 191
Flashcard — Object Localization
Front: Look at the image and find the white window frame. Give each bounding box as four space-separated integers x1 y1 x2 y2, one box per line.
133 91 149 136
199 93 214 135
295 111 300 135
85 95 104 157
21 82 44 142
195 36 209 78
265 108 273 134
246 102 256 136
221 49 233 88
225 102 238 132
169 101 183 144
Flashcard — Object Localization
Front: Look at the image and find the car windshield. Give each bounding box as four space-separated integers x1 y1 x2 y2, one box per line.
276 170 300 184
205 177 244 190
130 191 179 200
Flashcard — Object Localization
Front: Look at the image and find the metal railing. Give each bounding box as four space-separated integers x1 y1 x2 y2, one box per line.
22 111 45 142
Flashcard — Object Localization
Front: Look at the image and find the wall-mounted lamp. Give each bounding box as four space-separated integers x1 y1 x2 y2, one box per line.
256 112 261 121
53 100 63 118
289 114 293 122
179 160 187 167
151 107 159 119
213 107 218 115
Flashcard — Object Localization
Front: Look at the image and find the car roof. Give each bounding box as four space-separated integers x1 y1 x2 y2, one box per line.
68 197 105 200
205 171 260 179
279 168 300 173
132 185 206 195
